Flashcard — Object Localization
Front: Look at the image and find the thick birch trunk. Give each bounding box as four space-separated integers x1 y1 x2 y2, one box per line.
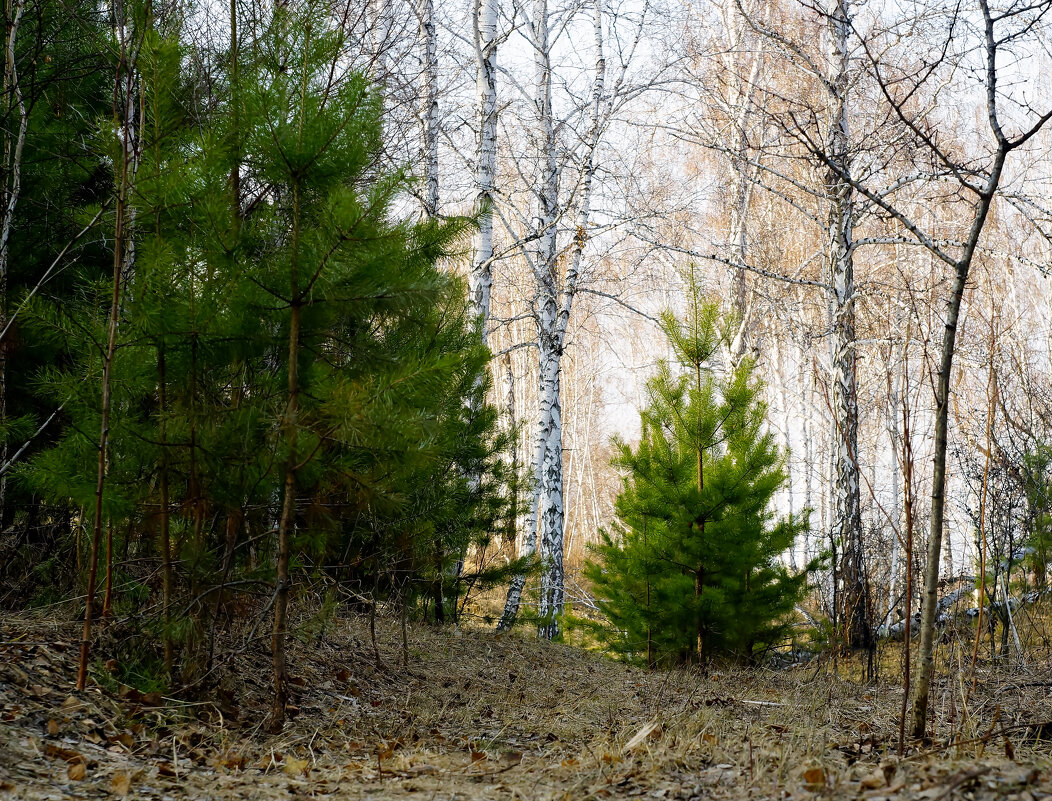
721 0 761 358
417 0 438 216
470 0 497 332
825 0 868 653
500 0 560 635
498 0 605 637
535 328 564 639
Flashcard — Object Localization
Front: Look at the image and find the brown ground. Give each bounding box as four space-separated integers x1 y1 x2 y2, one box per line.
2 609 1051 800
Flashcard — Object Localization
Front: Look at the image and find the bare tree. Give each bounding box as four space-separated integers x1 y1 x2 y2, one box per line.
835 0 1052 737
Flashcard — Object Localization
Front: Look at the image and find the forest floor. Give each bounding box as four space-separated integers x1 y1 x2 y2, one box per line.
2 608 1052 800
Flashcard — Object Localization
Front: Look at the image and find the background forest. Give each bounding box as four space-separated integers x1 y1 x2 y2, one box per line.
0 0 1051 754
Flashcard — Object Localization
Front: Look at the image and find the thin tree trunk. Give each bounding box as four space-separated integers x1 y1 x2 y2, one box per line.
883 332 902 631
101 521 114 618
270 180 302 733
77 30 136 689
897 348 915 754
157 346 174 674
909 265 977 735
503 353 517 544
229 0 240 230
0 0 26 524
910 160 1002 737
497 410 544 630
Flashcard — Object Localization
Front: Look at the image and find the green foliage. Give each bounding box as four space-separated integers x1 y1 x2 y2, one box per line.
6 0 513 685
1023 444 1052 587
582 286 817 666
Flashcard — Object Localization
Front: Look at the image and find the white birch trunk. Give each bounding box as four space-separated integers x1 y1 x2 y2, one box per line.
825 0 867 651
497 408 544 630
536 0 606 640
417 0 439 216
884 335 903 630
719 0 763 359
469 0 498 331
500 0 605 637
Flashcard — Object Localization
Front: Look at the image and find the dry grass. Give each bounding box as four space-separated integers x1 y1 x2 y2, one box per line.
2 605 1052 799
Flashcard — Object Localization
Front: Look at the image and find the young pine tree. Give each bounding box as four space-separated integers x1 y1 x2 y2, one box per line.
584 290 816 666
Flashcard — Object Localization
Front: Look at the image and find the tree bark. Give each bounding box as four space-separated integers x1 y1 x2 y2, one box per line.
908 259 969 738
270 181 302 732
469 0 497 331
825 0 868 655
0 0 26 524
417 0 439 216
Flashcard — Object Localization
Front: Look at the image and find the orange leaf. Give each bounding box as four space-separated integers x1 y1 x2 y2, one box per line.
802 767 826 790
110 772 132 796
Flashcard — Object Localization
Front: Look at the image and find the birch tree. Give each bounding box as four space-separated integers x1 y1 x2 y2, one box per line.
669 0 873 649
416 0 439 216
497 0 635 636
469 0 498 331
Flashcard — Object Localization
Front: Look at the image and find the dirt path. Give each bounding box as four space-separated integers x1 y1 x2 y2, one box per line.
2 613 1051 799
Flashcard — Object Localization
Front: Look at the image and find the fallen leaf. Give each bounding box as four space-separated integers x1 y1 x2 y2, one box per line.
44 743 84 763
46 719 60 736
471 751 487 762
623 719 661 752
67 763 86 781
803 767 826 791
219 754 246 770
110 772 132 796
